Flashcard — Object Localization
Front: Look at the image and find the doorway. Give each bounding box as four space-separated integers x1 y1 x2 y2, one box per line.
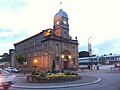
63 56 69 69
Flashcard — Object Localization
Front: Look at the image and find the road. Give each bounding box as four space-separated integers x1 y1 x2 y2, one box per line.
10 65 120 90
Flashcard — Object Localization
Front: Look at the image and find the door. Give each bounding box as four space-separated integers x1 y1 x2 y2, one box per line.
63 61 68 69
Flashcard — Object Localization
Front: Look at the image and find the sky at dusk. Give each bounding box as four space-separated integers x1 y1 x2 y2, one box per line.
0 0 120 55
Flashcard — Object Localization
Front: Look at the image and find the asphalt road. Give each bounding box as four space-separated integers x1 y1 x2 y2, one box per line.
9 66 120 90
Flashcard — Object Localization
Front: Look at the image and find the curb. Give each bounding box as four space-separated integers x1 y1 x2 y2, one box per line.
11 76 101 89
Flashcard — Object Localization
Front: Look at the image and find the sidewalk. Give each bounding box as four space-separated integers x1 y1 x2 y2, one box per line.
11 73 101 89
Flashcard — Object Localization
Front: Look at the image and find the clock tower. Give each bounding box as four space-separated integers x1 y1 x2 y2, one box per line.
53 9 69 39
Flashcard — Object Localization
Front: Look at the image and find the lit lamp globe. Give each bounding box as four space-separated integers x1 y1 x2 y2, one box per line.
61 55 64 59
68 55 72 59
34 59 38 64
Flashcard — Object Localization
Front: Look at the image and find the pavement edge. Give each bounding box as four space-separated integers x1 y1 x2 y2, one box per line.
11 76 101 89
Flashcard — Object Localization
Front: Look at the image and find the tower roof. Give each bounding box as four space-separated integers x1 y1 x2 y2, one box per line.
54 9 68 19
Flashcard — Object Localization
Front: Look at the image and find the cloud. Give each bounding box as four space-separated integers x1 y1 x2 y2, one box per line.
79 38 120 55
0 0 26 12
0 29 12 32
93 38 120 55
0 0 120 55
0 29 27 42
0 29 27 54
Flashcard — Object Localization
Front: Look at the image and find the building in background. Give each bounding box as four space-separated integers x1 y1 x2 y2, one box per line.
0 49 15 68
14 9 79 71
79 54 120 66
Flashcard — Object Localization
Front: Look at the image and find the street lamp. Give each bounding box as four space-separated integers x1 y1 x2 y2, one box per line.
34 59 38 72
61 55 64 59
88 37 93 56
68 55 72 59
88 37 93 70
23 62 27 75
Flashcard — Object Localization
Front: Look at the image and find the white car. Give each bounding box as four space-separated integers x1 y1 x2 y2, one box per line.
4 67 19 73
0 69 16 90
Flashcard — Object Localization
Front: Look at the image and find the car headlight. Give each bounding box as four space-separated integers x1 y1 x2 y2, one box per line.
0 76 3 84
12 75 16 78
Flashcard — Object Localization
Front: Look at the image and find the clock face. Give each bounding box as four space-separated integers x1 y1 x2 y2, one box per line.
63 20 67 24
56 21 59 25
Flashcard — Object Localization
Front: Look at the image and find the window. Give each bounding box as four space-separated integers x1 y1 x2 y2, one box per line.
34 41 36 51
64 31 67 38
73 59 75 65
73 46 75 54
56 59 59 66
64 31 66 34
45 44 47 51
56 44 58 52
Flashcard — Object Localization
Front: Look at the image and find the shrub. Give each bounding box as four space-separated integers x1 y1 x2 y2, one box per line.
39 71 47 77
32 70 39 75
63 70 71 75
27 71 81 83
55 69 60 73
70 71 78 76
63 70 78 76
45 73 66 78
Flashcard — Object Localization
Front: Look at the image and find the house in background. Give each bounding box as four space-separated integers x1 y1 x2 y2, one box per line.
0 49 15 68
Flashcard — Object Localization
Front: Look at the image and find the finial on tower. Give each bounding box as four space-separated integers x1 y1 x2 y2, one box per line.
60 0 62 9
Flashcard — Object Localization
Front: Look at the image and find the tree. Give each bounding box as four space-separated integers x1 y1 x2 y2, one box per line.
109 53 112 55
0 57 4 62
52 60 56 73
16 55 26 65
79 51 89 58
99 56 106 65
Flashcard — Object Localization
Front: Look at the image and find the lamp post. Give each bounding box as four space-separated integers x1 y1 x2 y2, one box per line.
23 62 27 75
88 37 93 70
61 54 64 70
34 59 38 72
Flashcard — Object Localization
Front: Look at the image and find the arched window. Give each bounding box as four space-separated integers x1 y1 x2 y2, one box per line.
45 44 47 51
73 58 76 65
56 44 58 52
73 46 75 54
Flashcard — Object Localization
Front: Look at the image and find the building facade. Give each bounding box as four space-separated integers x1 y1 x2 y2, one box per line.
14 9 79 71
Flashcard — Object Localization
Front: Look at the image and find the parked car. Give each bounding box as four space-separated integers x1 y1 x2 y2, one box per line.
0 68 16 90
114 63 120 68
4 67 20 73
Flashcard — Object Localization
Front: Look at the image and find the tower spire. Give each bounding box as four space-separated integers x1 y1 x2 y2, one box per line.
60 0 62 9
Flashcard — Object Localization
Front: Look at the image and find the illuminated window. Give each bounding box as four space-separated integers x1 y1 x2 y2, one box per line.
44 29 51 36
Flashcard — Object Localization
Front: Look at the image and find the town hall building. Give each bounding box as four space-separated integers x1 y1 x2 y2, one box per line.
14 9 79 71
